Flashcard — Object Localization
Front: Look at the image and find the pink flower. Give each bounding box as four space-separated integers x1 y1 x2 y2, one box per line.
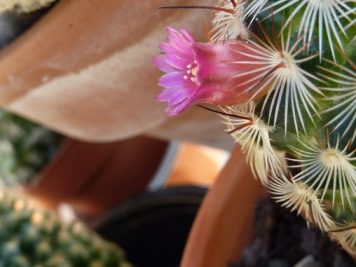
154 27 269 116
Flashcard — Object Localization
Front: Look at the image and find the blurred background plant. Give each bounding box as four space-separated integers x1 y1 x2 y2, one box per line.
0 110 61 185
0 190 130 267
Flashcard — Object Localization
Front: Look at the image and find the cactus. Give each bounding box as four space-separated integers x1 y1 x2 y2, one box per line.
0 0 56 13
155 0 356 257
0 110 61 185
0 191 130 267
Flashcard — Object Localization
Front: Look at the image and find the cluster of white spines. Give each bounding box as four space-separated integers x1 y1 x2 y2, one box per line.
211 0 249 42
319 61 356 142
221 102 286 184
290 138 356 207
216 0 355 58
268 175 335 231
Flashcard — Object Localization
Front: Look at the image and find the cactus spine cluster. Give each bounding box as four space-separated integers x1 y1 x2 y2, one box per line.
0 191 130 267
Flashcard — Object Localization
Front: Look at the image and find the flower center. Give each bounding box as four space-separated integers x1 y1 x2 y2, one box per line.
183 60 200 84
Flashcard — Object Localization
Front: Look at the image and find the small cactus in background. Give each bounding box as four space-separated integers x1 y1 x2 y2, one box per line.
0 191 130 267
155 0 355 257
0 110 61 185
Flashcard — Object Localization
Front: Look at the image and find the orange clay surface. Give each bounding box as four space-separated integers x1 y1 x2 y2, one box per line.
166 142 228 187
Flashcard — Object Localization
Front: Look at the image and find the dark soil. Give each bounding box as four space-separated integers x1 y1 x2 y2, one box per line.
230 198 355 267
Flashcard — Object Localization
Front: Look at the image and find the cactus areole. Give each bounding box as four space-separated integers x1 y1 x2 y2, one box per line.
154 0 356 257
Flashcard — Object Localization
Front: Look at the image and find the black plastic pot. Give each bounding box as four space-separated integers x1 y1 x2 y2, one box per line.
95 186 207 267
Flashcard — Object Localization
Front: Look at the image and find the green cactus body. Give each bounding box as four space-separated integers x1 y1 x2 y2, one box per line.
154 0 355 256
209 0 356 257
0 192 130 267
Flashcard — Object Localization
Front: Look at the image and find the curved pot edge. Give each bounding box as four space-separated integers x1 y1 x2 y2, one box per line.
181 145 265 267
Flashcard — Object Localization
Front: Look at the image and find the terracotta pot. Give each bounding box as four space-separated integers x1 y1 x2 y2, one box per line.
26 135 168 215
0 0 232 149
181 146 265 267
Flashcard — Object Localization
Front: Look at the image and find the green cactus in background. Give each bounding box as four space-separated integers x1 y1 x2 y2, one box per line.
0 110 61 185
0 191 130 267
211 0 356 257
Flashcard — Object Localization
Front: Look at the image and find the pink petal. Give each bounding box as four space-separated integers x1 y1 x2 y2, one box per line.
164 54 191 70
165 96 194 116
160 42 193 59
153 55 175 72
159 72 187 88
157 87 197 116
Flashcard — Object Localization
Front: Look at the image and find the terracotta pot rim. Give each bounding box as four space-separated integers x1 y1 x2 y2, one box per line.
180 146 265 267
